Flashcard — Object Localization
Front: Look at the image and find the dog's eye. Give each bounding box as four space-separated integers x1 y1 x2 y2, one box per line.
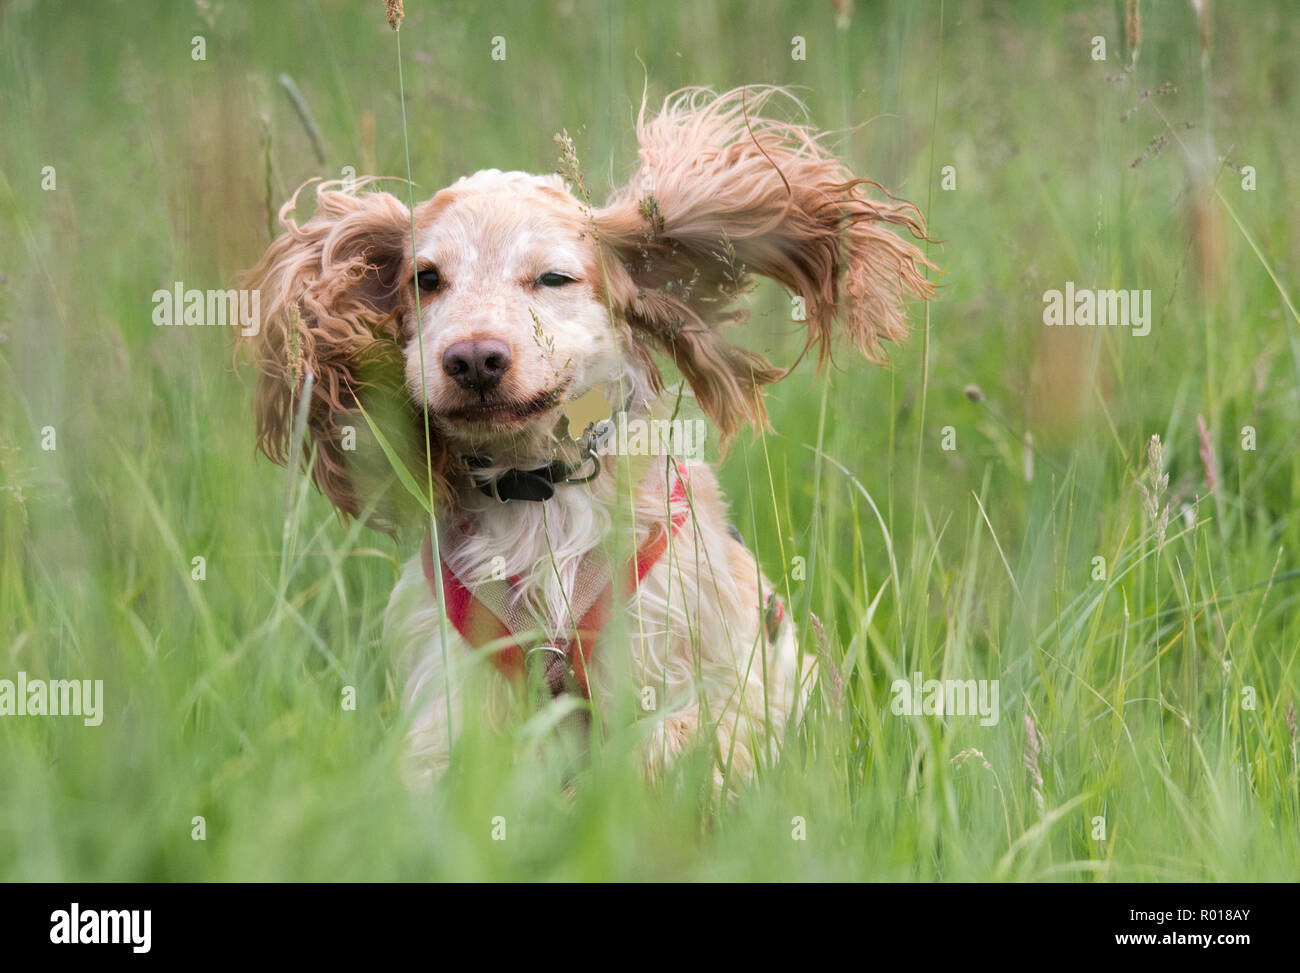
416 268 442 292
538 272 576 288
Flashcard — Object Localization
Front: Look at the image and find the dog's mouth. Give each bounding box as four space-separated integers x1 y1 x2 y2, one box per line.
437 383 570 430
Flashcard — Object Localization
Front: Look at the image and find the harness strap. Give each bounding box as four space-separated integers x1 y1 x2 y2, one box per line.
421 464 691 699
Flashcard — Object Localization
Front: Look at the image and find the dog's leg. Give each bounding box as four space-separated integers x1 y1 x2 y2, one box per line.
627 504 807 788
385 554 468 785
638 622 801 792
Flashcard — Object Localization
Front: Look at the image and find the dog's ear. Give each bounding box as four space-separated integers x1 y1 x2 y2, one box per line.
241 179 442 526
595 87 934 439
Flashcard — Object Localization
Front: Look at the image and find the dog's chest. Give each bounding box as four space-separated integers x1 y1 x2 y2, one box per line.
440 487 613 633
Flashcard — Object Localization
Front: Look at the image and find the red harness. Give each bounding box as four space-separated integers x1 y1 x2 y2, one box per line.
422 467 691 698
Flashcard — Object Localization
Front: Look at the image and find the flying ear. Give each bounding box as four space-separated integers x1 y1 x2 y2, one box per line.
241 178 439 526
595 86 934 438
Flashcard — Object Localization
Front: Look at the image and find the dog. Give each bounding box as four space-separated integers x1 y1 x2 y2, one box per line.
243 87 931 787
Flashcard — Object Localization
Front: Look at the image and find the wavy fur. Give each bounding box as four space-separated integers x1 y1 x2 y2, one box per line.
597 86 934 437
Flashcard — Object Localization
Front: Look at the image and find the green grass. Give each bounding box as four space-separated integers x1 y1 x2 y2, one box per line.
2 0 1298 881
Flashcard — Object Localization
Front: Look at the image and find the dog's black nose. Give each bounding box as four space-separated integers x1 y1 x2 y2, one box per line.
442 339 513 392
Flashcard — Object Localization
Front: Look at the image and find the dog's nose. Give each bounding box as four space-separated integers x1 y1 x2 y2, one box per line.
441 339 513 392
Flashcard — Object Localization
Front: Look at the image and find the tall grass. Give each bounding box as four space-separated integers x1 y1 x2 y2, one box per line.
0 0 1297 880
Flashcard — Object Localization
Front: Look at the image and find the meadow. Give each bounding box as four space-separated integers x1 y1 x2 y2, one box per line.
1 0 1298 881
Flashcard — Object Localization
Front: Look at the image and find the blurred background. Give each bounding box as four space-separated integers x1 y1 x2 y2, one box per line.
1 0 1297 880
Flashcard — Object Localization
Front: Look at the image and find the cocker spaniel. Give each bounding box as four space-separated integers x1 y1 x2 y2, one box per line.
244 87 931 787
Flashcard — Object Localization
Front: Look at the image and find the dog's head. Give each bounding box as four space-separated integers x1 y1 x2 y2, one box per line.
243 87 933 524
401 168 627 455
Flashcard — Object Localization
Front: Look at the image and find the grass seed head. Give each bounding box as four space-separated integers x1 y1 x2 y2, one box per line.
1197 414 1216 495
385 0 404 31
1125 0 1142 65
1138 434 1170 550
1023 713 1045 815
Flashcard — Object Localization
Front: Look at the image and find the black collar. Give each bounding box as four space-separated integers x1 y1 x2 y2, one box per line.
465 454 599 503
462 391 626 502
